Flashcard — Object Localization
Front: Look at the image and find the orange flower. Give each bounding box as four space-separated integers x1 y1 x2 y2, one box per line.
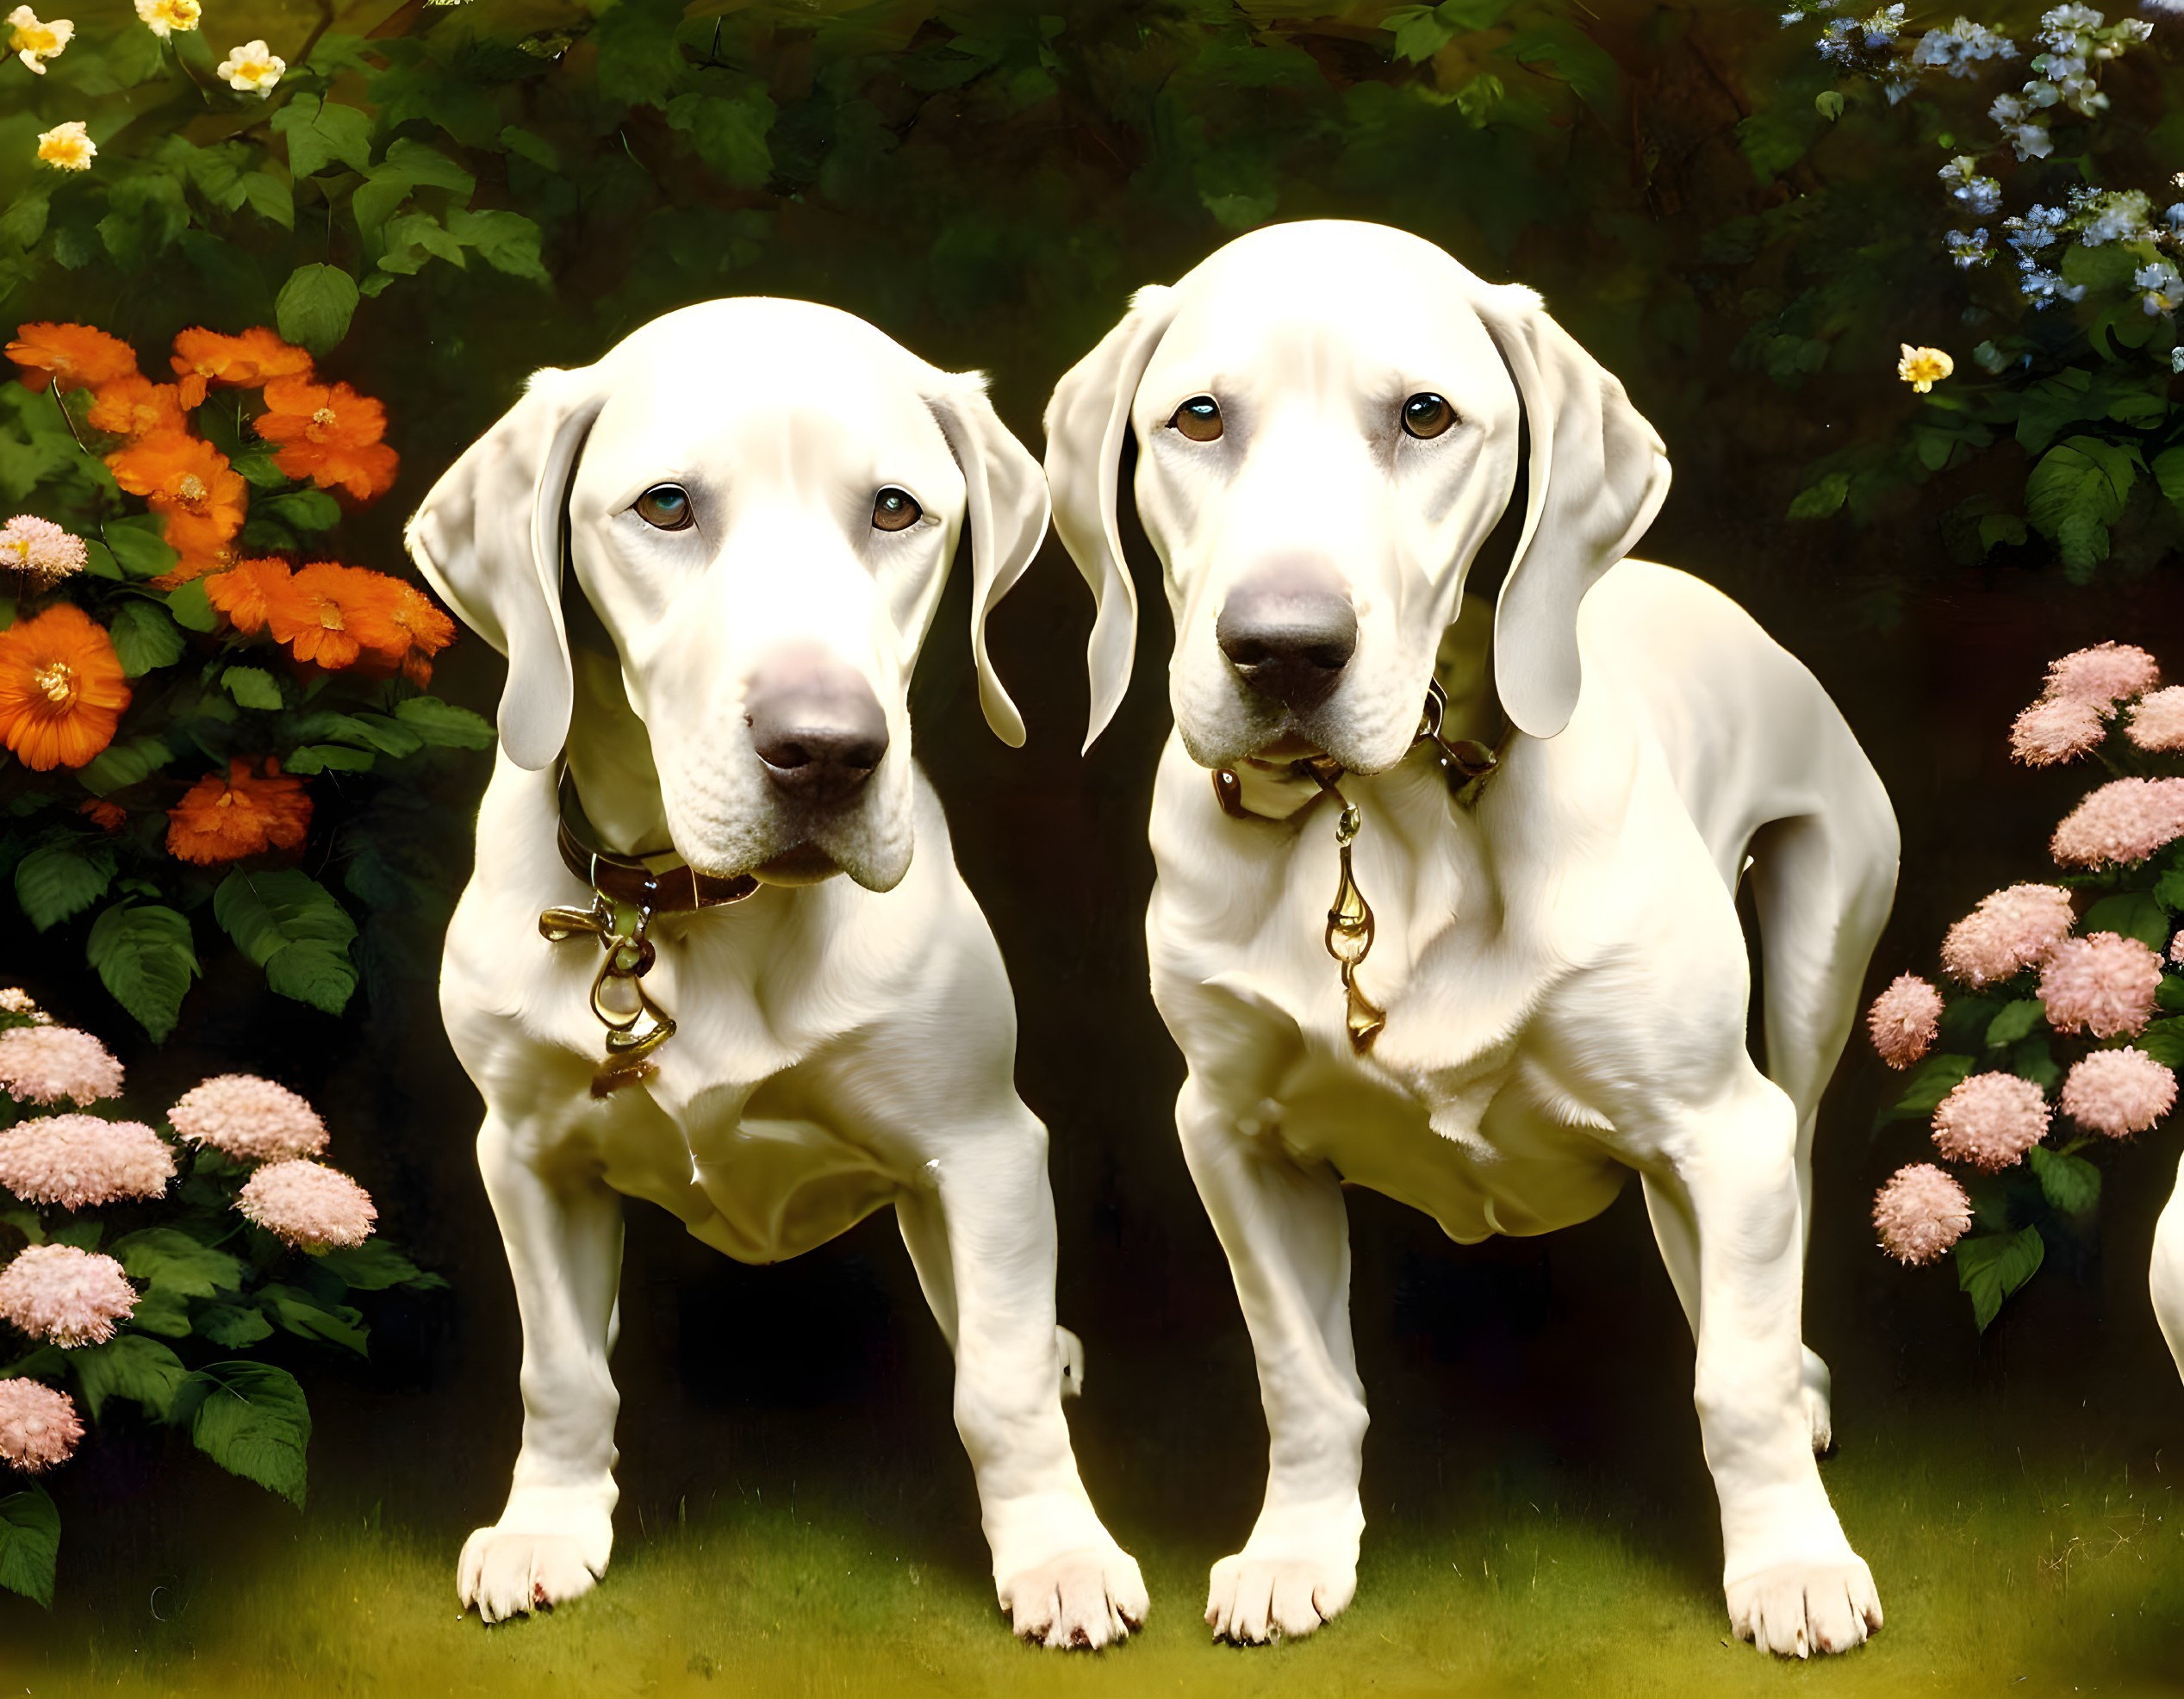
86 374 188 440
105 432 246 560
0 604 131 771
170 327 313 411
255 376 398 501
150 543 240 592
7 322 136 394
79 799 125 832
165 757 312 866
350 579 457 683
264 561 405 669
203 557 293 635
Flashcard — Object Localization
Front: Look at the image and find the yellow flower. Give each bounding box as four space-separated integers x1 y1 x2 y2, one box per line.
215 37 282 95
1897 344 1954 394
7 5 72 72
34 120 91 171
133 0 197 38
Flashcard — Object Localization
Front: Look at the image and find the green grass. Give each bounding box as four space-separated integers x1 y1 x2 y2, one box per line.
11 1413 2184 1699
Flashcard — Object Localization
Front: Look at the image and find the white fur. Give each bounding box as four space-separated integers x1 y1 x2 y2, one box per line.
1044 222 1900 1656
407 298 1143 1645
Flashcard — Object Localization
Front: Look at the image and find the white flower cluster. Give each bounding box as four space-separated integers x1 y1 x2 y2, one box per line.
1912 16 2019 74
1940 155 2002 217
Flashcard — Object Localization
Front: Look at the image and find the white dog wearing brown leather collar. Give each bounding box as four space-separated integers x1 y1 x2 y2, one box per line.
1043 221 1898 1658
406 298 1145 1646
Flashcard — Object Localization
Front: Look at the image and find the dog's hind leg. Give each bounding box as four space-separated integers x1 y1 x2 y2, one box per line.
2151 1153 2184 1387
899 1124 1148 1650
1178 1076 1367 1646
1743 791 1897 1454
457 1112 625 1624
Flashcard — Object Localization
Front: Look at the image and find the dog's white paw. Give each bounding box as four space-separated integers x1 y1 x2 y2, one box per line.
1204 1549 1357 1645
1726 1555 1882 1658
457 1489 614 1625
999 1543 1148 1649
1801 1346 1834 1455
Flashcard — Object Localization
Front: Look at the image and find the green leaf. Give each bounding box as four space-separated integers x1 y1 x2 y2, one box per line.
103 517 179 581
1384 3 1453 61
0 1485 59 1608
664 94 776 190
15 839 115 932
316 1240 444 1291
500 127 559 169
276 264 361 356
166 579 218 633
109 1228 242 1299
1497 19 1622 118
46 1219 99 1251
392 696 495 749
270 96 374 177
445 208 551 283
264 1289 369 1357
85 903 198 1042
283 744 376 775
2155 868 2184 914
77 734 172 797
2082 892 2171 950
2028 1144 2100 1216
128 1285 191 1338
69 1335 186 1420
1984 999 2046 1049
1873 1053 1975 1130
260 489 341 532
108 600 185 678
1788 471 1850 520
239 171 294 230
2025 437 2138 579
194 1304 272 1348
213 871 358 1016
1955 1224 2045 1333
1814 89 1844 121
221 666 284 710
172 1362 310 1506
592 0 688 107
2136 1017 2184 1068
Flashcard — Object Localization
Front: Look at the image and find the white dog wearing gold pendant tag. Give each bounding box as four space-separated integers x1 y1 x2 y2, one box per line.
405 299 1144 1646
1042 221 1898 1657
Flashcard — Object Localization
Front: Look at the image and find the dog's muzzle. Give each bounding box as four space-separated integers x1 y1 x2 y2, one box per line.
744 657 889 808
1216 558 1357 710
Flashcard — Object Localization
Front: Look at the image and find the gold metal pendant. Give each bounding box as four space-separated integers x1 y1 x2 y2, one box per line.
1322 793 1386 1052
540 893 680 1097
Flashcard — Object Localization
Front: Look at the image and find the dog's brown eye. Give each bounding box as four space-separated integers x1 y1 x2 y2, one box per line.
634 483 694 530
872 487 922 532
1169 395 1223 443
1402 393 1455 440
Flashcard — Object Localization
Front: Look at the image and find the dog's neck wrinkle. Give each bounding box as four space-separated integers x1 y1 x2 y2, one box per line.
565 645 675 856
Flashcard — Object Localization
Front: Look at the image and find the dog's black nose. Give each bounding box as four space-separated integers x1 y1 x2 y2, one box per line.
1216 561 1357 707
745 657 889 806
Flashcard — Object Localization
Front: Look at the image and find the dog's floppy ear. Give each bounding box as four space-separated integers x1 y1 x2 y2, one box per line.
1042 283 1179 752
404 365 606 771
1465 283 1671 739
924 374 1051 749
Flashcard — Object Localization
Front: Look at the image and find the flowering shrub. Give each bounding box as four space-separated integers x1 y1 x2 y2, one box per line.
1867 642 2184 1330
0 989 440 1606
0 320 488 1041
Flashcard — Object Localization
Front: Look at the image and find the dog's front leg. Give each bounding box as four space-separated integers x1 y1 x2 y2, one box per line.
901 1123 1148 1649
1643 1074 1882 1658
457 1112 625 1623
1179 1076 1367 1644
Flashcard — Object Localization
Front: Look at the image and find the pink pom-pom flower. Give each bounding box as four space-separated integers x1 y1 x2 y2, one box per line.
1868 974 1944 1069
0 1116 174 1210
0 1244 136 1346
2125 687 2184 753
1932 1072 2051 1171
2038 932 2163 1038
0 1380 82 1473
2043 642 2161 709
2051 778 2184 868
2059 1047 2177 1138
168 1075 327 1164
237 1160 375 1250
1939 884 2076 987
0 1026 122 1107
1873 1163 1974 1266
2011 695 2107 765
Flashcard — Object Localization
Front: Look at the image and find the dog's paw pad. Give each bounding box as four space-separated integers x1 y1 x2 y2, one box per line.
1727 1556 1882 1659
1204 1551 1356 1645
1002 1545 1148 1650
457 1528 604 1625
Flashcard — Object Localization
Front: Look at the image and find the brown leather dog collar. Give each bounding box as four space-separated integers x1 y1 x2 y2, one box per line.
556 771 759 913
